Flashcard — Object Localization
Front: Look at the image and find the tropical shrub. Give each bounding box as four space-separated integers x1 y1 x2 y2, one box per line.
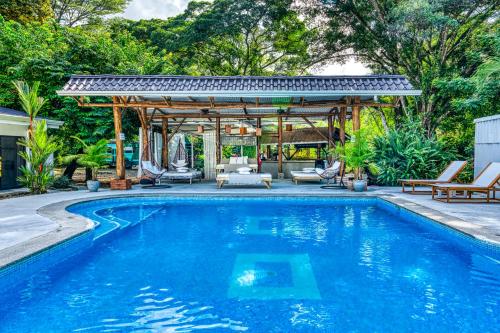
17 120 60 194
62 137 109 181
51 175 71 189
335 129 373 180
12 80 46 138
372 120 455 185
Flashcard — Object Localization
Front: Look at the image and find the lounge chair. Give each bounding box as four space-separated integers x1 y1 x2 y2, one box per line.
399 161 467 194
291 161 341 185
431 162 500 203
216 173 272 189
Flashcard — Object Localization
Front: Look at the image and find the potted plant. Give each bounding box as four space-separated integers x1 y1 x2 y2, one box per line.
335 129 373 192
62 138 109 192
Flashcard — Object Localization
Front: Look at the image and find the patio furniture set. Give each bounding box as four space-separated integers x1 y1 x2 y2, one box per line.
399 161 499 203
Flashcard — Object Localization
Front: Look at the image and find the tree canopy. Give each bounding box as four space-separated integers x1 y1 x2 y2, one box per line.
0 0 498 164
307 0 499 136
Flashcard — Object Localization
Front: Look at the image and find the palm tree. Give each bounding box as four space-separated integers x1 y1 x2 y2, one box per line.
62 137 109 181
12 80 46 139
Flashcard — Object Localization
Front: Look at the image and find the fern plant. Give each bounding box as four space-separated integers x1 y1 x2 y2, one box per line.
62 137 109 181
335 129 373 180
372 120 454 185
17 120 60 194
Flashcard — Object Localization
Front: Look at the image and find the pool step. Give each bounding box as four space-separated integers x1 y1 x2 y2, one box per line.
92 209 134 240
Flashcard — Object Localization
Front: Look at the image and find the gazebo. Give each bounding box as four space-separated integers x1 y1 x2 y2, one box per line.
57 75 420 189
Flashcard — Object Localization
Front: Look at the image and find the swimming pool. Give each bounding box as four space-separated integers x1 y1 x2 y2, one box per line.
0 196 498 332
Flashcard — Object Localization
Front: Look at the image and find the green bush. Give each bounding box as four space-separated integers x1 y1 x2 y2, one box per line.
52 175 71 189
335 129 373 180
372 120 455 185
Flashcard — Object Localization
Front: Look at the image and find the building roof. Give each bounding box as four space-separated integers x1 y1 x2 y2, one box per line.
58 74 421 98
0 106 64 129
0 106 27 117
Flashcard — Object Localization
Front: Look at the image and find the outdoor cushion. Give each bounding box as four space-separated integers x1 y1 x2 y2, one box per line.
436 161 468 182
473 162 500 187
229 157 238 164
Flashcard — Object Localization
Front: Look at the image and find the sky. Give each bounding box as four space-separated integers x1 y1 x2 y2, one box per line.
122 0 369 75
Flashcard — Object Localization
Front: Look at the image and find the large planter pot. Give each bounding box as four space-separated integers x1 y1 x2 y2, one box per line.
86 180 100 192
353 179 367 192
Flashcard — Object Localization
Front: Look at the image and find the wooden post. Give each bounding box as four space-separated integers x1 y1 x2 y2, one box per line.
162 118 169 169
278 116 283 176
140 107 150 161
256 118 261 172
216 117 221 164
352 96 361 132
339 106 346 146
327 114 334 153
266 145 271 159
113 98 125 179
110 97 130 189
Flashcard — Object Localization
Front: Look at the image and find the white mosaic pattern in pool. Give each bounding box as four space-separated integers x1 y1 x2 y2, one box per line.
228 253 321 300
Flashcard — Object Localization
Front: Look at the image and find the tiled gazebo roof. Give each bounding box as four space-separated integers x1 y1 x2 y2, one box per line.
58 75 420 97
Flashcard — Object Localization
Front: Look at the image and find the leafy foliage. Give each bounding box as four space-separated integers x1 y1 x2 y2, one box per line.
335 129 373 180
62 137 109 180
52 0 130 27
0 0 53 23
114 0 323 75
372 120 455 185
310 0 498 134
12 80 46 137
17 120 60 194
51 175 71 188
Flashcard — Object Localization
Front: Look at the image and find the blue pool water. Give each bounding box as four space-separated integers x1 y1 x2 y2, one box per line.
0 197 499 332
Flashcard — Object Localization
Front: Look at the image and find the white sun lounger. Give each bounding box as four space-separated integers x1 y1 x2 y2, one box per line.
216 173 272 189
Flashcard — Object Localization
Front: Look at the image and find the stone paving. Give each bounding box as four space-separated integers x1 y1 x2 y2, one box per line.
0 181 498 266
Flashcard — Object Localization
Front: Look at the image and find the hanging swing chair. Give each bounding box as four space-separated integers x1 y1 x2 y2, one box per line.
171 136 189 171
318 160 346 189
140 130 171 189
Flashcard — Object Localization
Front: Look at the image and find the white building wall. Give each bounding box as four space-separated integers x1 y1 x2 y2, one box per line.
0 122 28 137
474 114 500 177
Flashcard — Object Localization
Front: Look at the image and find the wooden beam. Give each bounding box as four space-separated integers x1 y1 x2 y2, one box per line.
162 118 169 169
162 96 172 106
71 96 81 105
216 117 221 164
168 118 185 142
302 116 331 144
278 116 283 175
77 100 393 109
112 97 125 179
154 112 337 119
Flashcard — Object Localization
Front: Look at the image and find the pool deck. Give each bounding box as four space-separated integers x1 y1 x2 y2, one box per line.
0 181 498 267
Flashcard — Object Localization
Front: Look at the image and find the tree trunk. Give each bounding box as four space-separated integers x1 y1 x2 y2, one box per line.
85 167 92 181
62 159 78 179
